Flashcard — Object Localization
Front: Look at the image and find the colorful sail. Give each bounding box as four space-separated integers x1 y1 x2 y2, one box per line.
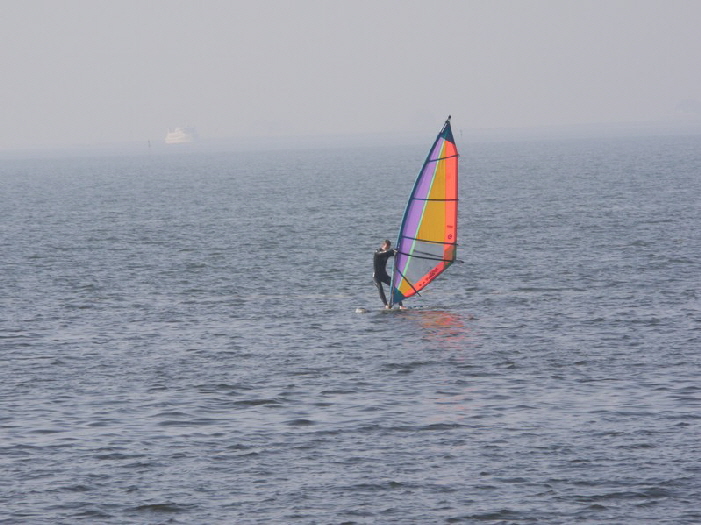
390 117 458 306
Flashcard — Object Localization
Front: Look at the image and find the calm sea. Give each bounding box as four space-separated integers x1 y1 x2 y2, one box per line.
1 134 700 524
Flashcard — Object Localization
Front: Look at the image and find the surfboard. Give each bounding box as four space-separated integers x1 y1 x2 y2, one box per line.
355 307 410 314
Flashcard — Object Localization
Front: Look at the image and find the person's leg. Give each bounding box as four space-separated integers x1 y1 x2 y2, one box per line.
373 277 388 306
383 275 406 308
380 275 394 308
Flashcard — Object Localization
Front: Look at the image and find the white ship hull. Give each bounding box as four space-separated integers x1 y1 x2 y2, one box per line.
165 127 197 144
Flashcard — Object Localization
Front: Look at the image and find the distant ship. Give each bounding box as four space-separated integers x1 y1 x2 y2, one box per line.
165 127 198 144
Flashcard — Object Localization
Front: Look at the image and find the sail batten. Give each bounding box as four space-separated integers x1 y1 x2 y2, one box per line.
397 254 456 263
412 198 458 202
390 117 459 306
400 236 459 246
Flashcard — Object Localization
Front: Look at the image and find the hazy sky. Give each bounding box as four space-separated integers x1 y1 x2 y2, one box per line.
2 0 700 148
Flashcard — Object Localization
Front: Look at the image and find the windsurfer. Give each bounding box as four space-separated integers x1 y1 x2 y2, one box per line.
373 240 405 309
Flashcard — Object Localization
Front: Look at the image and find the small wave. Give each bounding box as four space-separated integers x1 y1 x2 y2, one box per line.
348 481 416 491
381 360 439 373
576 487 673 502
286 418 315 426
132 502 194 513
234 398 283 406
71 509 115 519
61 484 92 492
94 453 145 461
451 509 522 521
157 418 219 427
420 422 463 431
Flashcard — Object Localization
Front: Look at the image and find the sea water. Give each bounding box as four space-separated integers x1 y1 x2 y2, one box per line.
1 134 700 523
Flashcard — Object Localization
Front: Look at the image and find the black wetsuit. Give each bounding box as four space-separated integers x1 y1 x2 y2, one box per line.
373 248 396 306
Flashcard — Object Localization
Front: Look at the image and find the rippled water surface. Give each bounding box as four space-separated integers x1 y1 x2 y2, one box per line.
2 135 700 523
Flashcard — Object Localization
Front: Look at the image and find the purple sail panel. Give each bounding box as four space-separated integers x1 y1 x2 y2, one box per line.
413 138 445 200
396 140 444 254
398 138 445 250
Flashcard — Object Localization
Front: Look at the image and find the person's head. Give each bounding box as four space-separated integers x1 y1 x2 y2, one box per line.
381 240 391 250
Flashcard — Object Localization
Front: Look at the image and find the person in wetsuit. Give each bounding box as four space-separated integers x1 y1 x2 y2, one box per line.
373 240 404 309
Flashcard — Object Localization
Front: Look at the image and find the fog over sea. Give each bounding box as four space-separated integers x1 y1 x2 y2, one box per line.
1 132 700 524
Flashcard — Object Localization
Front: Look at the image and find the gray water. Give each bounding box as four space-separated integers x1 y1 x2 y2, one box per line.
1 135 700 524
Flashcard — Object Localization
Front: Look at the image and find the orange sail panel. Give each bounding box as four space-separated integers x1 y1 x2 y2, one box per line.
390 118 458 305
